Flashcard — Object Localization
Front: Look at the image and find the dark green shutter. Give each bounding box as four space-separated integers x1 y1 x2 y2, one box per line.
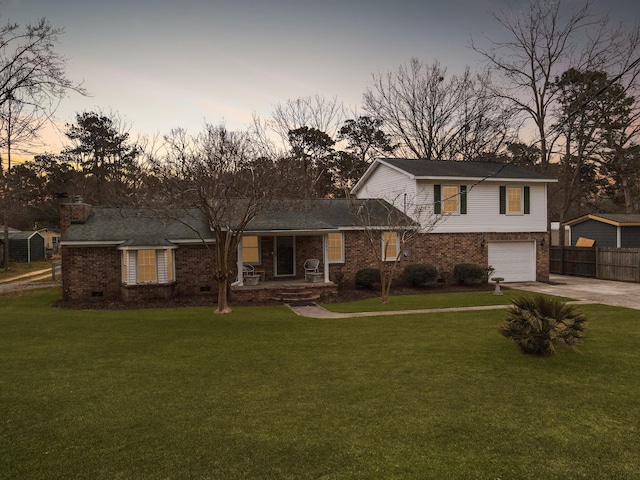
434 184 441 214
499 186 506 214
460 185 467 214
524 186 530 214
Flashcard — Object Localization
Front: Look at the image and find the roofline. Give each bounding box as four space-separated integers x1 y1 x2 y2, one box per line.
565 214 640 227
168 239 216 244
118 245 178 250
59 240 125 247
413 175 556 183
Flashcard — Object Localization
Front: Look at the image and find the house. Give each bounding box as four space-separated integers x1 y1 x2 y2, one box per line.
351 158 557 282
37 228 61 254
59 198 414 302
565 214 640 248
0 230 46 263
59 158 557 303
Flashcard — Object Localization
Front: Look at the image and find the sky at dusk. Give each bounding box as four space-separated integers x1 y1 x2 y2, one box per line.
2 0 640 156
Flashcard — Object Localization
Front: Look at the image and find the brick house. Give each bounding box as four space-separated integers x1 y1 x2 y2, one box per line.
59 158 556 303
59 198 413 302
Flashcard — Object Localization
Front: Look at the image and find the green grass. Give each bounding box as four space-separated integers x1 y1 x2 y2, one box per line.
2 288 640 479
323 288 575 313
0 260 51 281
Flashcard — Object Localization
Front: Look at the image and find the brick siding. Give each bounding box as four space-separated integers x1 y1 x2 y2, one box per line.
62 231 550 302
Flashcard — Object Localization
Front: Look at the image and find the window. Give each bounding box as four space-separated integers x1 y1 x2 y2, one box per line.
500 186 530 215
242 235 260 264
382 231 399 261
121 248 175 285
327 232 344 263
434 184 467 214
442 185 459 213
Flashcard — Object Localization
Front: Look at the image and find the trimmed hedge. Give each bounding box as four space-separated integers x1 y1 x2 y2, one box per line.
404 263 439 287
355 268 381 289
453 263 486 285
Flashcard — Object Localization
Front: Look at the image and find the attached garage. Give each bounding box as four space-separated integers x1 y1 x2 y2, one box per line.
488 241 536 282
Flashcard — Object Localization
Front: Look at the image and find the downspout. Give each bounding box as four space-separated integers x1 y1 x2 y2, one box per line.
617 226 622 248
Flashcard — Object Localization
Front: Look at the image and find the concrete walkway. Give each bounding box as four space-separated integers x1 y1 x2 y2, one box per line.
509 274 640 310
288 274 640 318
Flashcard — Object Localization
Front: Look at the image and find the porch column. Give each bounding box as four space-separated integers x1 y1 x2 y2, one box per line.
323 234 329 283
236 240 244 286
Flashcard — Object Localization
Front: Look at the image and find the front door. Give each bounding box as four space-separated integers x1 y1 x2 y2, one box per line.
274 236 295 276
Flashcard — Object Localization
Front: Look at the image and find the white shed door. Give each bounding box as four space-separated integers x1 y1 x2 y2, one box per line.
488 241 536 282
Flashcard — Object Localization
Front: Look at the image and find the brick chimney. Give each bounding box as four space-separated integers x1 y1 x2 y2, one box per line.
60 196 92 235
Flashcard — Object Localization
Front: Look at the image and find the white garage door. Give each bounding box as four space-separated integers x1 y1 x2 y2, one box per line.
488 241 536 282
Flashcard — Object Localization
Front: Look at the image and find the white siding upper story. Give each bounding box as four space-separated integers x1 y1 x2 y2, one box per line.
353 160 552 234
354 161 418 202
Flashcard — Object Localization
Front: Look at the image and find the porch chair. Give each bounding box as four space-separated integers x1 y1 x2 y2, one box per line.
304 259 320 282
242 264 260 285
242 264 255 277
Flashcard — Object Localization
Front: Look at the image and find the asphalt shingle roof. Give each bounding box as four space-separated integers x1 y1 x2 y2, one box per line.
380 158 555 181
62 199 414 244
567 213 640 226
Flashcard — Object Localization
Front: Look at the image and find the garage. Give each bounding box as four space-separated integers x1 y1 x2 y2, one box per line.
488 241 536 282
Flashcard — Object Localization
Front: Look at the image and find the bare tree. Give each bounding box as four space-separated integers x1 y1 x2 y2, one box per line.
362 58 518 160
471 0 640 169
155 123 275 314
252 94 346 154
347 190 443 304
0 17 86 268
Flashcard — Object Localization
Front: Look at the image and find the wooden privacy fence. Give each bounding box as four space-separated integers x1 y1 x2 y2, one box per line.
550 246 640 282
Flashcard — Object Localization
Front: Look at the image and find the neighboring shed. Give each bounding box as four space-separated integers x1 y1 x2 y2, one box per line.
0 231 46 262
566 214 640 248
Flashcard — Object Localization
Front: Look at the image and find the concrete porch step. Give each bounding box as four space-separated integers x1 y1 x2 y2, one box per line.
270 287 321 303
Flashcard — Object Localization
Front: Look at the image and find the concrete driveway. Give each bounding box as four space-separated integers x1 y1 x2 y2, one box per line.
510 274 640 310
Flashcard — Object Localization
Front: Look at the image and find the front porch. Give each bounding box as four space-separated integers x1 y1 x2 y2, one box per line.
233 233 338 287
231 278 338 304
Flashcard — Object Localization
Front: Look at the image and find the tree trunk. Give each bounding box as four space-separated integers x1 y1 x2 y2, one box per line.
2 221 8 270
215 278 231 314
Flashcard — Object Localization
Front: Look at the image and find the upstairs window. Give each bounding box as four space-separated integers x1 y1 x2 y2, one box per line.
500 186 530 215
434 184 467 214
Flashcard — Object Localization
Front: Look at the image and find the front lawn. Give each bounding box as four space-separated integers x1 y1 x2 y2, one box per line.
2 289 639 479
323 288 574 313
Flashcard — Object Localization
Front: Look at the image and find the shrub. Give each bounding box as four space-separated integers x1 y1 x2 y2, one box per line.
404 263 439 287
355 268 381 289
500 295 588 356
453 263 485 285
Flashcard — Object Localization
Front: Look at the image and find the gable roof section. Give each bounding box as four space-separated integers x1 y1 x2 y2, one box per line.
565 213 640 227
352 158 556 193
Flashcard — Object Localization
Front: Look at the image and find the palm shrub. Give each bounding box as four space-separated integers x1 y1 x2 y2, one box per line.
500 295 588 356
404 263 439 287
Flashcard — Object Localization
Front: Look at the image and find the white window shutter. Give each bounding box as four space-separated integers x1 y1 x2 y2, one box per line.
127 251 137 284
157 250 168 284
